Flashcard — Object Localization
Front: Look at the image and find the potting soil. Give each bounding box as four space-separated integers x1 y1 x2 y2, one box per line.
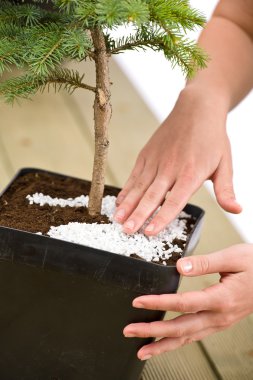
0 172 195 266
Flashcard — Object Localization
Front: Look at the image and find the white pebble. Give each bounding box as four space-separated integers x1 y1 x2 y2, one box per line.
27 193 192 263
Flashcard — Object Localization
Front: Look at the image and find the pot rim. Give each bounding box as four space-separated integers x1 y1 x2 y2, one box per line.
0 167 205 270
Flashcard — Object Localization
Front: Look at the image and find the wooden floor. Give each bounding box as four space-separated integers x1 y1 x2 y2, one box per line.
1 59 253 379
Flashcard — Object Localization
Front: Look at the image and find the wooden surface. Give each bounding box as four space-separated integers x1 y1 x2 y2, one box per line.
1 60 253 379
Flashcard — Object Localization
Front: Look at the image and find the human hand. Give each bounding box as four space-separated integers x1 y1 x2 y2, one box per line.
123 244 253 361
114 86 241 235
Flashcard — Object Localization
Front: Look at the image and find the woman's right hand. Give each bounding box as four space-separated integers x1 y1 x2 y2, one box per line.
114 85 242 235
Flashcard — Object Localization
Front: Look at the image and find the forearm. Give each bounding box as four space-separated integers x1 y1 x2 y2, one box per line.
116 3 251 235
186 1 253 111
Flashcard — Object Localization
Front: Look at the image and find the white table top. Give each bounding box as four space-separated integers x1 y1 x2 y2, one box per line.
114 0 253 243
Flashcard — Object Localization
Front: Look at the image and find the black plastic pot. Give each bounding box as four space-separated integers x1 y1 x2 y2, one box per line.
0 168 204 380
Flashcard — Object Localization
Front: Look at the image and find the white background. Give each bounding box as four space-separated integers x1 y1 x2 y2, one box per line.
114 0 253 242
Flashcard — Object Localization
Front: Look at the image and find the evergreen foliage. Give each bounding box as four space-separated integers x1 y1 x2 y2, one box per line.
0 0 207 103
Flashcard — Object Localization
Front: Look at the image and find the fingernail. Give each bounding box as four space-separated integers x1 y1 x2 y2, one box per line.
145 223 155 233
181 260 193 273
140 354 152 361
234 200 242 209
124 220 135 231
114 209 125 221
133 300 144 308
124 333 135 338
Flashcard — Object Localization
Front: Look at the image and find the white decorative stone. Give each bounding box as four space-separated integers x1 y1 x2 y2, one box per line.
27 193 192 263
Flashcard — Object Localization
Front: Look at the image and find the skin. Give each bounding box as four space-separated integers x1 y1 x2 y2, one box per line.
114 0 253 235
118 0 253 360
124 244 253 360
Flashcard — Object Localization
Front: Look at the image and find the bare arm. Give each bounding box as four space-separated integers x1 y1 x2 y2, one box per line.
122 2 253 361
189 0 253 109
115 0 253 235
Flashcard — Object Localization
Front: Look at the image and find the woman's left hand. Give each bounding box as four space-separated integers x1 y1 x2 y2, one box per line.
123 244 253 361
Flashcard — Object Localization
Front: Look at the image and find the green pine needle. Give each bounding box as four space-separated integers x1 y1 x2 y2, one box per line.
0 0 208 103
0 67 95 104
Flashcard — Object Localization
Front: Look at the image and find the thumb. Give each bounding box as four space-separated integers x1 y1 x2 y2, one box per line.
213 155 242 214
177 245 246 277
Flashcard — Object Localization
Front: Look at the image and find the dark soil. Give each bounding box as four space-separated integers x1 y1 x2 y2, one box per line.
0 171 195 266
0 171 117 234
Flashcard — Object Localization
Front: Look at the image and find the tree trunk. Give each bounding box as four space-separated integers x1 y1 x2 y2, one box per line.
88 27 112 216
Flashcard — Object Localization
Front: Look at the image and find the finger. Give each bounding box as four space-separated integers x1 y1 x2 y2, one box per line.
213 152 242 214
124 311 216 339
132 291 214 313
114 165 158 226
137 326 219 360
115 155 145 206
177 245 247 276
133 283 237 315
122 177 172 234
144 173 201 235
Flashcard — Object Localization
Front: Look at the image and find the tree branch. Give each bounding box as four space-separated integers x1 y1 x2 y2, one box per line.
46 77 96 93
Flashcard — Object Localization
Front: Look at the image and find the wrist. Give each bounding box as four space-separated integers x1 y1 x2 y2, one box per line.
180 83 230 113
175 83 231 124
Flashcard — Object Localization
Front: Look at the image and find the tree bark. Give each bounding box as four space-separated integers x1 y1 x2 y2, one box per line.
88 27 112 216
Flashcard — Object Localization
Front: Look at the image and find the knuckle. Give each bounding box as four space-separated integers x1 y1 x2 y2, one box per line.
216 313 234 328
214 314 223 327
198 256 210 274
154 214 169 227
173 325 184 338
156 176 170 188
160 159 174 174
120 200 136 213
180 161 197 174
183 337 194 346
154 294 164 310
222 314 234 328
216 302 226 314
128 169 141 184
144 190 160 204
219 298 235 313
143 323 153 338
165 197 181 209
134 180 146 191
176 294 188 313
117 190 126 199
121 200 132 209
215 288 235 313
178 171 196 185
153 347 162 356
130 174 138 183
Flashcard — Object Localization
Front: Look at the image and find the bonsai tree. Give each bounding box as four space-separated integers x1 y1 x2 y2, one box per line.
0 0 207 218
